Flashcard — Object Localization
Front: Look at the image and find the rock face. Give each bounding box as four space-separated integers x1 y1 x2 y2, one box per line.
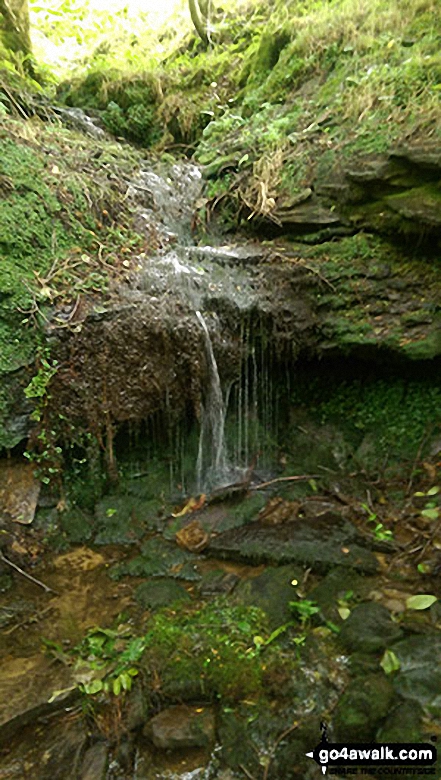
266 144 441 241
4 151 441 457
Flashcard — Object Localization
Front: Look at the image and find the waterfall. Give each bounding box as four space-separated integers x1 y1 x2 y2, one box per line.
126 162 270 493
195 311 229 492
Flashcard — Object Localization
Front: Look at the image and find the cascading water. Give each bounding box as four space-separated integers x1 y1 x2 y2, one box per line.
195 310 229 491
124 162 280 493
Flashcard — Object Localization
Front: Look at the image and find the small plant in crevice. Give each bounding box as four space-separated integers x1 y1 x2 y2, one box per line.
361 503 394 542
45 601 293 705
414 485 440 522
23 351 64 485
43 621 143 697
336 589 355 622
289 598 320 625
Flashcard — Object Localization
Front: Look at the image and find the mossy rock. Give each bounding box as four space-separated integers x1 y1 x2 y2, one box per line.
338 602 403 654
58 71 163 146
234 565 304 628
376 701 424 743
135 578 191 609
109 537 197 580
94 495 165 546
250 30 291 80
140 601 269 703
59 507 93 544
332 673 395 741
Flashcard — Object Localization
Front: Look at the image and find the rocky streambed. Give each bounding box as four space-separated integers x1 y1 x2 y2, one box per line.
1 460 441 779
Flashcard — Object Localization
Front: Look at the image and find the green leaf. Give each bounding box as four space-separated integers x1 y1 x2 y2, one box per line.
427 486 440 496
113 676 122 696
406 594 437 611
84 679 103 694
380 649 401 675
265 623 291 645
417 563 430 574
120 672 132 691
421 508 439 520
337 606 351 621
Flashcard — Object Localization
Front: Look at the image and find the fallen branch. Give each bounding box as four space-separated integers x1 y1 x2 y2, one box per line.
251 475 320 491
0 553 58 594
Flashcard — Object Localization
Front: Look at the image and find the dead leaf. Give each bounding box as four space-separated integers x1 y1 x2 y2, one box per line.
176 520 209 553
172 494 206 517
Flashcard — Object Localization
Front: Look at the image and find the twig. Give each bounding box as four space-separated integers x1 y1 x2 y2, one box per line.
0 553 58 594
263 723 299 780
239 765 257 780
1 84 28 119
3 604 54 635
406 427 433 496
282 256 337 292
416 518 441 563
251 475 320 491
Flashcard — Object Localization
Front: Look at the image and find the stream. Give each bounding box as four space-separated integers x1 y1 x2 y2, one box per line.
1 158 441 780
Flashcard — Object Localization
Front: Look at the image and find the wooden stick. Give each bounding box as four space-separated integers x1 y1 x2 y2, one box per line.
251 475 320 491
0 553 58 595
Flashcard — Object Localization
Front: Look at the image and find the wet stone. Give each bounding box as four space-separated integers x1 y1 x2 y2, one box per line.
0 654 77 742
338 601 403 653
392 634 441 714
110 537 198 580
0 714 87 780
144 705 216 750
135 578 191 609
0 568 12 593
124 685 147 732
233 565 304 627
80 742 108 780
209 516 378 573
377 700 424 743
199 568 239 596
94 494 168 545
0 459 40 525
217 709 262 776
307 566 374 624
332 673 395 742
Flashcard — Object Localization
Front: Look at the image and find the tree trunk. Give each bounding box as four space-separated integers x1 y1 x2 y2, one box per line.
189 0 208 46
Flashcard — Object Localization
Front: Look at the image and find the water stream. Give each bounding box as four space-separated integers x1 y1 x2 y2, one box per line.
125 162 267 492
195 310 229 491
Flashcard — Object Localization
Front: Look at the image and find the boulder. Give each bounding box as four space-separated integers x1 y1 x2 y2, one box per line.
144 705 215 750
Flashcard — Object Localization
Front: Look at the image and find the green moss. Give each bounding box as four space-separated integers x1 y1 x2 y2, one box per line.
227 493 267 525
141 600 271 702
246 30 291 86
109 537 196 580
0 116 148 452
290 374 441 462
399 329 441 360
